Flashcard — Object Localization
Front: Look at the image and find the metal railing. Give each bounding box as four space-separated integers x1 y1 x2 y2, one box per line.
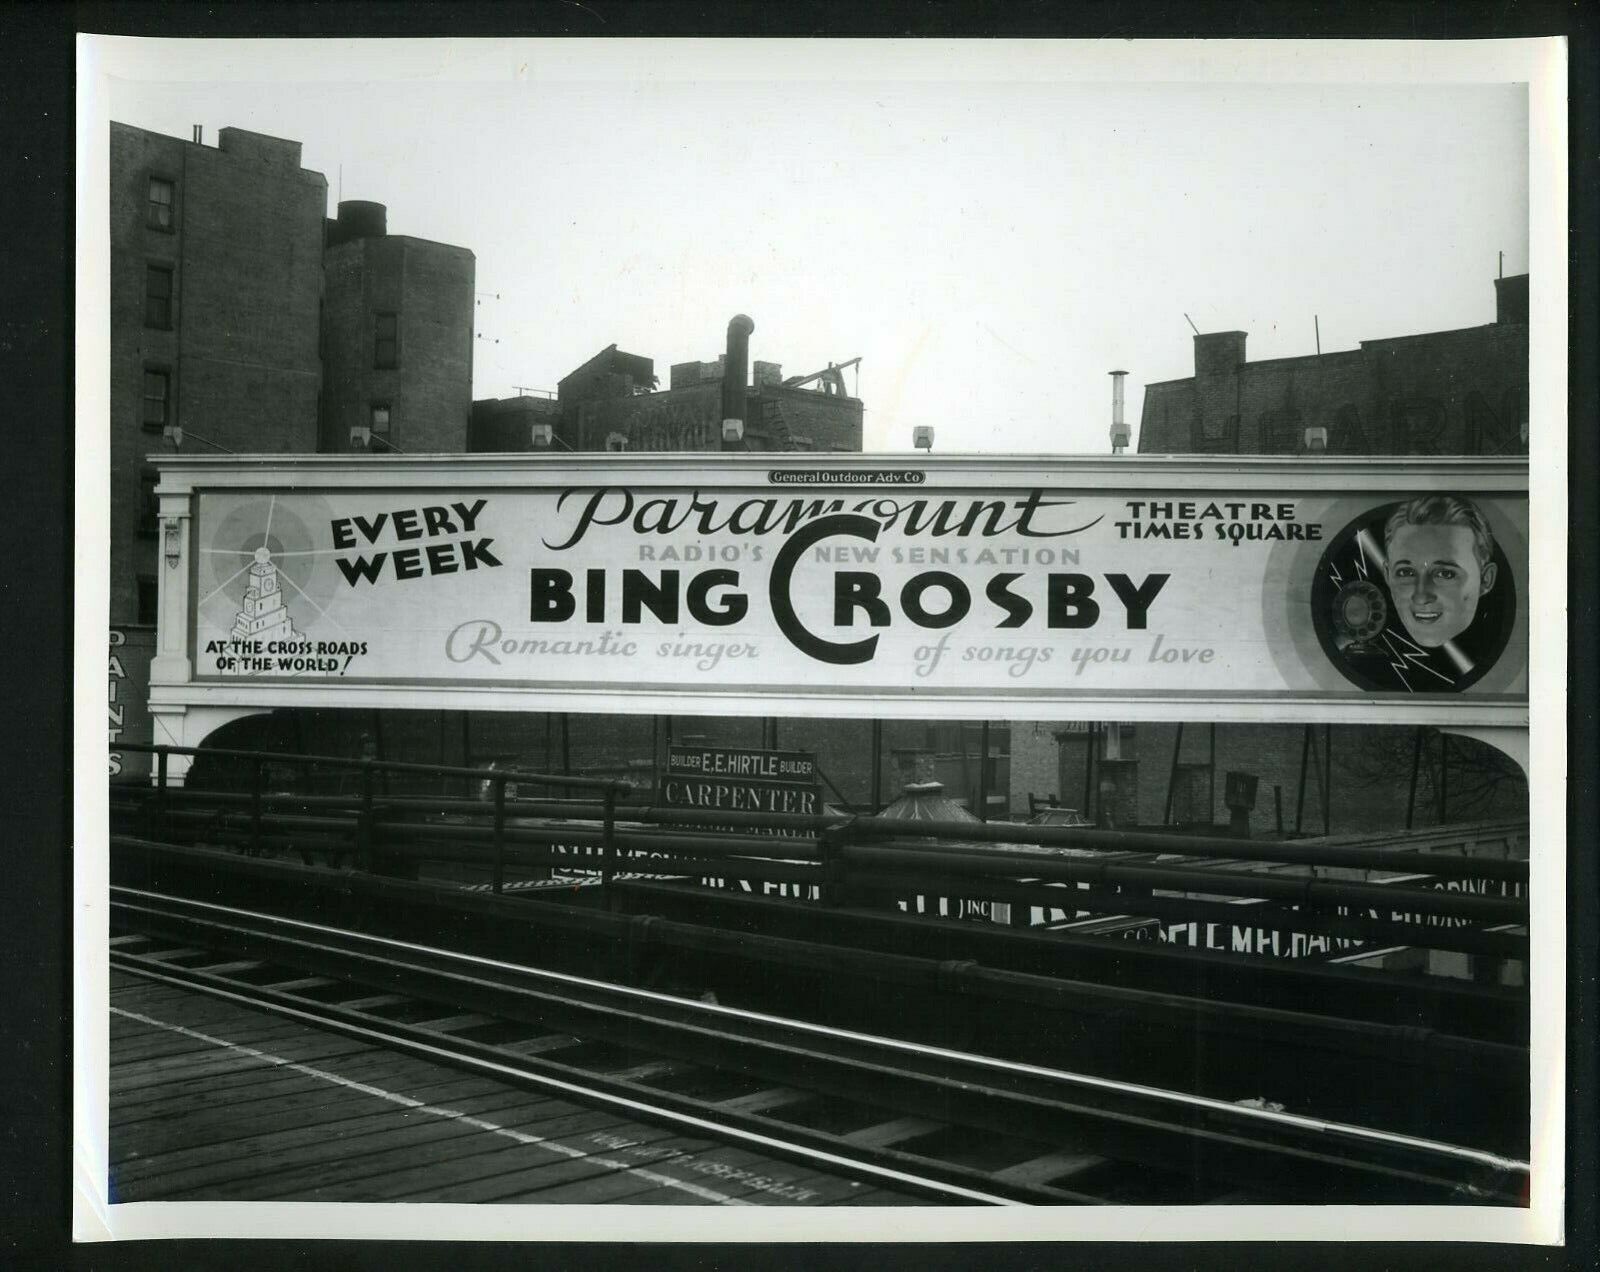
117 742 628 901
110 742 1528 960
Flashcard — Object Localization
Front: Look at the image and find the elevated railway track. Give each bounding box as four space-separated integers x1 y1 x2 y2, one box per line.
110 885 1526 1206
106 743 1531 1206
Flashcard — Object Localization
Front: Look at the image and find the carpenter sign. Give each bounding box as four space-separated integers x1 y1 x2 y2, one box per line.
667 745 817 783
660 746 821 834
152 454 1528 725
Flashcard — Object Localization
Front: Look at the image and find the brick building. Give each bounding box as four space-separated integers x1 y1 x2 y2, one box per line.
108 121 474 779
110 121 876 793
468 338 864 455
1002 275 1534 834
110 122 477 624
1137 274 1528 457
110 123 328 626
321 200 476 454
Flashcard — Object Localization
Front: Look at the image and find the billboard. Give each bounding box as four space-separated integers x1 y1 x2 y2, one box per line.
154 454 1528 724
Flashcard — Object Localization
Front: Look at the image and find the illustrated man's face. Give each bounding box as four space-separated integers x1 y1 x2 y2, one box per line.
1385 523 1496 647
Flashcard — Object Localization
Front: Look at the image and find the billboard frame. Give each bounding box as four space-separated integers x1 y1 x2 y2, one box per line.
147 452 1530 763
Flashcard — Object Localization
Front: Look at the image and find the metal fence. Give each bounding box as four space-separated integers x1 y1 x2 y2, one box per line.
109 742 1528 963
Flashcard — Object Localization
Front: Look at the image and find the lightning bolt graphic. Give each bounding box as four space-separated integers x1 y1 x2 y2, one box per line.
1379 629 1455 691
1354 527 1387 580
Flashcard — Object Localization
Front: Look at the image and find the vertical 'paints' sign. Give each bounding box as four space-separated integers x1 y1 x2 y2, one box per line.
108 628 154 780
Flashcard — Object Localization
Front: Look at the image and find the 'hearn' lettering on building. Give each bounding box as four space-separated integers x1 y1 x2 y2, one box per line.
529 511 1169 666
331 499 502 586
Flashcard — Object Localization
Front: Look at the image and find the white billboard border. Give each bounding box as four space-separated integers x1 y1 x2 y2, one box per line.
72 34 1568 1250
151 452 1532 731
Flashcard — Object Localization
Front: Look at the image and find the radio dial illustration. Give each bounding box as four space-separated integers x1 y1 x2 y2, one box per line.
1330 579 1388 648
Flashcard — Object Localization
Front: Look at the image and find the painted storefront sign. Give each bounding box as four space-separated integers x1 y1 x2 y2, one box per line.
662 744 820 821
108 627 155 780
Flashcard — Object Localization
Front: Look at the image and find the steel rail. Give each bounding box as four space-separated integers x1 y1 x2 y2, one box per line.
843 815 1531 883
111 837 1527 1054
109 957 1026 1207
109 881 1522 1074
123 791 1521 924
839 843 1528 925
111 886 1528 1202
843 869 1529 960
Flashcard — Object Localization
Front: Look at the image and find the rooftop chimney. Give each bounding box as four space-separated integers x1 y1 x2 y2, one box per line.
1109 370 1130 453
720 314 754 447
1194 331 1248 379
329 200 387 245
1494 274 1528 325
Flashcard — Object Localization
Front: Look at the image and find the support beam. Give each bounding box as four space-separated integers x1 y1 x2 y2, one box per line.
1163 722 1185 826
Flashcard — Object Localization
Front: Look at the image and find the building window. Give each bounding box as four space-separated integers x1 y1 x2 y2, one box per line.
374 312 398 369
137 575 159 625
138 468 160 537
144 264 173 329
147 177 174 230
1195 412 1239 452
1262 410 1305 453
140 368 170 432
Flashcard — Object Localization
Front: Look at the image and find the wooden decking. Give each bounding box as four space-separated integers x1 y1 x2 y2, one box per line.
108 969 920 1206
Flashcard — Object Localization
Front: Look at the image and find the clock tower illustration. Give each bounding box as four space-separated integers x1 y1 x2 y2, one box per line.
230 546 300 645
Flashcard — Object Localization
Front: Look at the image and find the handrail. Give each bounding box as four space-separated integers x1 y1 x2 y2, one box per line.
115 742 1525 880
115 740 632 794
844 814 1529 883
110 741 1531 957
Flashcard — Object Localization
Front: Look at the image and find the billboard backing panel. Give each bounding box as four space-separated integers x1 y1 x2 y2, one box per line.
160 455 1528 724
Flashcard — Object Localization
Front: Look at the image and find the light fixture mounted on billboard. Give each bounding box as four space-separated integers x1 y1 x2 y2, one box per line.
913 425 934 452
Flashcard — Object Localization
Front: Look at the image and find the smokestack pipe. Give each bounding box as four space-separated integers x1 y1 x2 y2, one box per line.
1109 369 1130 454
721 314 754 446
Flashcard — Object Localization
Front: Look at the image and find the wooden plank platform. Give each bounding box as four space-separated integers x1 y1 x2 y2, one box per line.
108 968 917 1206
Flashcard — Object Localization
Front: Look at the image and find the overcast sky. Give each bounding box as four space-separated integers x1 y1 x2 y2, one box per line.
88 39 1530 454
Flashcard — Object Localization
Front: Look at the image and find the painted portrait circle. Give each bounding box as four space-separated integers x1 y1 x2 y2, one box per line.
1310 495 1517 693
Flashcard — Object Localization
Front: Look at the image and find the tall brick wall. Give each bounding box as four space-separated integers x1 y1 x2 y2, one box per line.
109 122 326 625
1138 294 1528 457
1007 722 1527 834
321 234 475 453
557 379 863 454
468 395 561 452
1120 285 1531 839
1007 720 1068 808
756 385 865 451
569 383 721 451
